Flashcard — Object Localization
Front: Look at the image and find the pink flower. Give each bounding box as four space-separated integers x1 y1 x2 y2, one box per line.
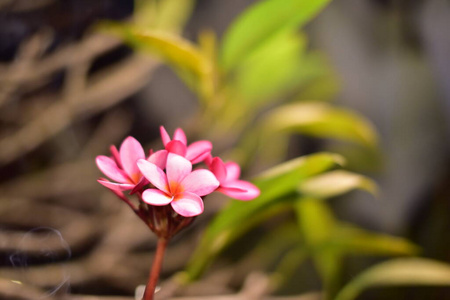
160 126 212 164
96 136 167 192
209 157 260 200
137 153 220 217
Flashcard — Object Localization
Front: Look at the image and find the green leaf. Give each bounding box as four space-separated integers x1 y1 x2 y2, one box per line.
335 258 450 300
298 170 378 199
295 198 341 297
296 198 336 246
295 199 419 299
183 153 343 281
100 23 214 101
331 225 420 256
134 0 194 32
294 52 340 102
262 102 378 147
233 30 307 103
221 0 332 71
154 0 195 32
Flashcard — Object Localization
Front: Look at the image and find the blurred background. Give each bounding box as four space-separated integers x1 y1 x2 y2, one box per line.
0 0 449 299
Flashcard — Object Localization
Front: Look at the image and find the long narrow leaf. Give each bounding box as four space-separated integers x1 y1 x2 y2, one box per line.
183 153 343 281
298 170 378 199
262 102 378 147
331 225 420 256
335 258 450 300
221 0 331 71
100 23 214 101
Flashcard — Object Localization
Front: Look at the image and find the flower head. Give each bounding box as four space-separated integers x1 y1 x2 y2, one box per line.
138 153 220 217
160 126 212 164
96 136 168 192
96 136 146 191
209 157 260 200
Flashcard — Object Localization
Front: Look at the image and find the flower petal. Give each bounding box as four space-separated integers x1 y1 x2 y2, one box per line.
97 179 134 191
219 180 260 201
166 153 192 192
148 150 168 169
142 189 173 206
110 145 122 168
173 128 187 145
225 162 241 181
181 169 219 196
210 157 227 183
166 140 187 157
120 136 145 183
137 159 169 193
160 126 171 146
171 192 204 217
186 140 212 164
96 156 129 183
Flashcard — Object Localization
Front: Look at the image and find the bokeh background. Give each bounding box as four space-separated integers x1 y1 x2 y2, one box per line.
0 0 449 299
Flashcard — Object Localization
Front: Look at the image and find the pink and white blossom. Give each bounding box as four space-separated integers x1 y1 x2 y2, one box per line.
96 136 167 192
160 126 212 164
209 157 260 201
137 153 220 217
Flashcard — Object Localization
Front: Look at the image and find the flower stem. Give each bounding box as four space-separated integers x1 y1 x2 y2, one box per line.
143 237 169 300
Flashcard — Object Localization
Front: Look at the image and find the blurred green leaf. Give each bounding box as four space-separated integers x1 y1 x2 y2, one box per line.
332 225 420 256
294 198 418 299
134 0 195 33
101 23 214 101
233 30 306 103
263 102 378 147
294 52 340 102
296 198 336 246
183 153 343 281
221 0 332 71
298 170 378 199
335 258 450 300
295 198 341 298
255 152 345 200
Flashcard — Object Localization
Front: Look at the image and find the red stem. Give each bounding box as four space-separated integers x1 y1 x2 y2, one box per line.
143 237 169 300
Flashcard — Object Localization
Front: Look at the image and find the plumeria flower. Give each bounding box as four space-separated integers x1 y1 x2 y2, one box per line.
160 126 212 164
96 136 167 192
209 157 260 200
137 153 219 217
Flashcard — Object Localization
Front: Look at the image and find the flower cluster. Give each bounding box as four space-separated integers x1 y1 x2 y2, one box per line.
96 126 259 238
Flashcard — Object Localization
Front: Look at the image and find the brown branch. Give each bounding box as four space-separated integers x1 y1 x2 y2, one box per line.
0 54 157 164
0 33 121 86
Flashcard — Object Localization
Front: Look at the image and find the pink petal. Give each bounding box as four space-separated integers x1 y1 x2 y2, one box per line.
210 157 227 183
225 162 241 181
173 128 187 145
142 189 173 206
120 136 145 183
181 169 220 196
186 141 212 164
137 159 169 193
219 180 260 201
97 179 134 191
160 126 171 146
96 156 130 183
204 154 213 167
110 145 122 168
166 140 187 157
148 150 168 169
171 192 204 217
166 153 192 193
